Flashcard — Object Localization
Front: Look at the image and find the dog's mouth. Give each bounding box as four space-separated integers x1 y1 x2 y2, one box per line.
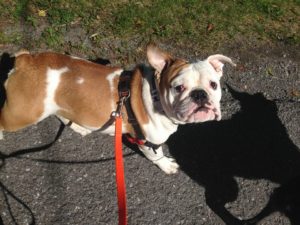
192 103 219 122
177 102 220 123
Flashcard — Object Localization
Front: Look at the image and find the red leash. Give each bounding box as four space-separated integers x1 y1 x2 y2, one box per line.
114 100 127 225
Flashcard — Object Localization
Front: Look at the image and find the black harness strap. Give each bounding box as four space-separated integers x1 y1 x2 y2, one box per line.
143 140 161 152
118 71 161 152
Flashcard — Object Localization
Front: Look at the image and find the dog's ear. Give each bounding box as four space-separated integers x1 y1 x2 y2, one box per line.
206 54 236 76
147 43 173 73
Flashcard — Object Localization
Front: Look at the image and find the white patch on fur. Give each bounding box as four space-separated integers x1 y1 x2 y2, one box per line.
82 123 128 136
192 60 222 103
71 56 81 60
76 77 85 84
39 67 69 121
106 70 123 91
7 68 15 77
141 71 178 144
56 116 70 125
69 123 92 136
70 56 88 62
106 69 123 109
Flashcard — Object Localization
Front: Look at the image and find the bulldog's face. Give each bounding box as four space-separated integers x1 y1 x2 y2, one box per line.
147 44 236 124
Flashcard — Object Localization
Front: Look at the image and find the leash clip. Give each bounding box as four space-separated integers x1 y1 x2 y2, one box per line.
112 95 129 118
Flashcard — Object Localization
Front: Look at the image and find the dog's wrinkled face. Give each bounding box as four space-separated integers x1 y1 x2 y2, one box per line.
147 44 236 124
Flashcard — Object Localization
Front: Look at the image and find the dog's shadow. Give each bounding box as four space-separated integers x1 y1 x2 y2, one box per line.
168 86 300 225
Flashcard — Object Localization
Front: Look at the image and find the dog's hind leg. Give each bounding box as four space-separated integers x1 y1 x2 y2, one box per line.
0 91 44 134
0 101 43 133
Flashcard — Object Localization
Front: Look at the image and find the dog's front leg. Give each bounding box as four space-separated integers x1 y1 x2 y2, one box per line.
139 145 179 174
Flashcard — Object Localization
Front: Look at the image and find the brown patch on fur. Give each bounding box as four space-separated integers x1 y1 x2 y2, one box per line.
130 68 149 129
159 59 189 96
0 53 46 131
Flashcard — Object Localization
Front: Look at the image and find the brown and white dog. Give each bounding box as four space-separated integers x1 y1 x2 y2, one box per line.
0 44 235 174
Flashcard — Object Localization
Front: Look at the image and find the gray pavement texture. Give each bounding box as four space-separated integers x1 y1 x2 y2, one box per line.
0 43 300 225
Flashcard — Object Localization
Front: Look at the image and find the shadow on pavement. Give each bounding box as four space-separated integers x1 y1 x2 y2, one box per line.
0 53 14 107
0 121 66 225
0 180 36 225
168 85 300 225
0 121 135 225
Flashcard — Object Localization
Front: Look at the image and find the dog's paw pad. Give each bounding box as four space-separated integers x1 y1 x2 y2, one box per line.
154 156 179 174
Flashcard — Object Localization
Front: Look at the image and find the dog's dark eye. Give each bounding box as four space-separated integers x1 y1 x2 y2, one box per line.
174 85 185 93
210 81 218 90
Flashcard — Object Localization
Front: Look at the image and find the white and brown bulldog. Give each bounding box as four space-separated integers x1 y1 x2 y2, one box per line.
0 44 235 174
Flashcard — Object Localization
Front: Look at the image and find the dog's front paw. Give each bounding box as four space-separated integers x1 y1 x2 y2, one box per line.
154 156 179 174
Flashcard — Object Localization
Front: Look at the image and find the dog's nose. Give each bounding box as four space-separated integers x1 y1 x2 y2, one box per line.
190 89 208 102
